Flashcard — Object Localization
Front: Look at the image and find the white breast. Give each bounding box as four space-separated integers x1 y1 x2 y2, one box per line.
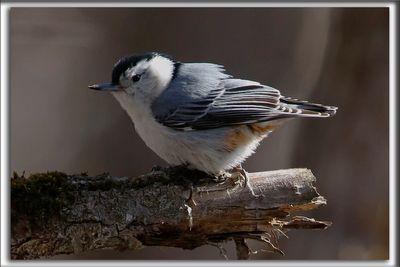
111 92 264 174
111 92 180 161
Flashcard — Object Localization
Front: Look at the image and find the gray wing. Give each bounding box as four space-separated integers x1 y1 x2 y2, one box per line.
153 64 335 131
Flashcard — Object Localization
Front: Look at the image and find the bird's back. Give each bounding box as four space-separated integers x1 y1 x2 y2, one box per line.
152 62 336 132
151 63 230 117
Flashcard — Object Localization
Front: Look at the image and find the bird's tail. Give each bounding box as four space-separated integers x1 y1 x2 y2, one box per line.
280 96 338 118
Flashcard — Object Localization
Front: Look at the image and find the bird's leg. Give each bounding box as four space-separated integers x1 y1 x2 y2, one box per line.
230 164 259 197
213 171 231 183
230 164 249 187
210 165 248 188
195 171 236 193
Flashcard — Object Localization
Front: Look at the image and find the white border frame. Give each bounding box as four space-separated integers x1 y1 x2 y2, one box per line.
1 2 397 267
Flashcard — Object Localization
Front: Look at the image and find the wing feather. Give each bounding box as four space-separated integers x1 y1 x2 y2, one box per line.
154 69 336 131
157 79 287 130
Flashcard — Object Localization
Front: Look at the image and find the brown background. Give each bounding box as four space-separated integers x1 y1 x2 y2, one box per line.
10 8 389 260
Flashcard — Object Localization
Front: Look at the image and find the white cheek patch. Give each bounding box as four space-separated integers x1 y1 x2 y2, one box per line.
121 63 147 96
149 56 174 84
146 55 174 98
119 56 174 101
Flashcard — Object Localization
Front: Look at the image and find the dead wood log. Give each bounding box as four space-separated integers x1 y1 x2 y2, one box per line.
11 167 330 260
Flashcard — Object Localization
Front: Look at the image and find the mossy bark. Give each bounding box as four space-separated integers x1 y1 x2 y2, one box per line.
11 167 330 260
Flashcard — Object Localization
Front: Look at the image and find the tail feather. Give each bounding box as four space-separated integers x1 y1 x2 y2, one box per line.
280 96 337 117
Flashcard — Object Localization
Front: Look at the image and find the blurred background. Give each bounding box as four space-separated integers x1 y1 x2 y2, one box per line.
10 8 389 260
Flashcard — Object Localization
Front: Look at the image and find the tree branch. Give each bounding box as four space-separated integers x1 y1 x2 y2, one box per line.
11 167 331 260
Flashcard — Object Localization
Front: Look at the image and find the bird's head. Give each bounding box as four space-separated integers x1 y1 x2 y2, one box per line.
89 52 178 102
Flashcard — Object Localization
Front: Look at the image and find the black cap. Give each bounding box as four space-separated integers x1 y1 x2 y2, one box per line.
111 52 176 85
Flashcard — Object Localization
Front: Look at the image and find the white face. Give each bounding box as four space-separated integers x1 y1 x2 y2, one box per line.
118 55 175 102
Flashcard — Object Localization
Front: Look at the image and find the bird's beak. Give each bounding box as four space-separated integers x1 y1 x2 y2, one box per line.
88 82 121 91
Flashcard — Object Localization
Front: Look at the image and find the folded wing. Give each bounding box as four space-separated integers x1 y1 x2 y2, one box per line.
154 66 336 131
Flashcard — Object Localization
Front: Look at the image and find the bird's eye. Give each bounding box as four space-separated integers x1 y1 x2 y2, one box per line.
131 74 141 82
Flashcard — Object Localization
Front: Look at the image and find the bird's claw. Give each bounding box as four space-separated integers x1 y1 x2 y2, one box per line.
230 166 259 197
230 165 250 187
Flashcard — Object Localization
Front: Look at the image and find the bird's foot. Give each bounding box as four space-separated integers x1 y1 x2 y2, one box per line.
195 171 236 193
230 165 249 188
203 167 249 191
230 165 259 197
213 171 231 183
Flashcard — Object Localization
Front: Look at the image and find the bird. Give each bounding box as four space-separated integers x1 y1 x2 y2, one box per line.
89 52 337 178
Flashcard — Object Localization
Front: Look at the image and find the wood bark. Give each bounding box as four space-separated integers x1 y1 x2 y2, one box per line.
11 167 330 260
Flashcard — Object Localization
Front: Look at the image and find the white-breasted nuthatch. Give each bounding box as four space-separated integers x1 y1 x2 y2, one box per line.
89 52 337 175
